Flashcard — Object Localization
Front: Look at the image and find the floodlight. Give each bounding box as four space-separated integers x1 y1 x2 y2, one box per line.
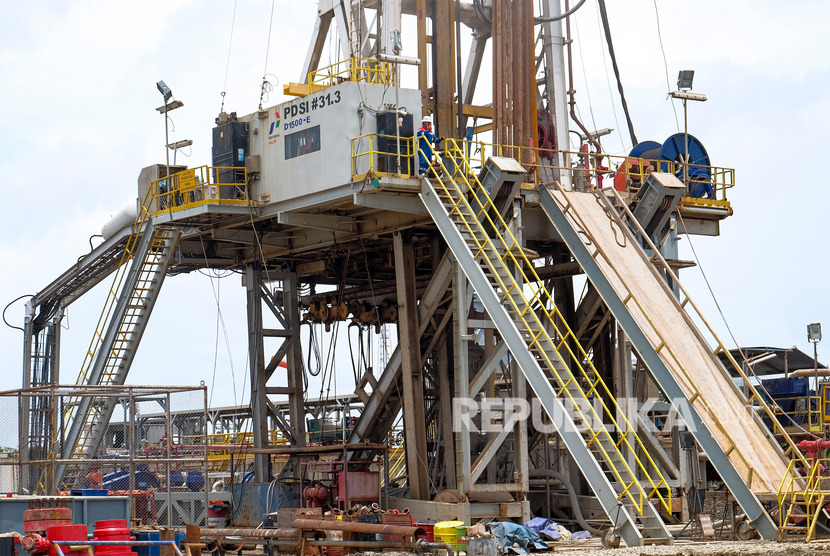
677 70 695 91
808 322 822 343
156 80 172 102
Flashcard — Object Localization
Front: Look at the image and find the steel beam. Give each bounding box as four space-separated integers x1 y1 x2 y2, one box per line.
422 182 645 547
353 192 428 215
452 258 472 498
469 342 508 395
246 264 270 481
433 0 456 138
394 231 430 499
282 272 307 451
277 211 356 232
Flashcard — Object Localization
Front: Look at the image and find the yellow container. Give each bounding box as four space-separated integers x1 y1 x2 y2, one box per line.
434 521 464 535
434 521 466 549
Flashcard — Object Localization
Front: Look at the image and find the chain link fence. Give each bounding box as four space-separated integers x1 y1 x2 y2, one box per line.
0 385 209 526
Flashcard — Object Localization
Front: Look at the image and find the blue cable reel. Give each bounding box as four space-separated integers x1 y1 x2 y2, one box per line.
629 134 714 198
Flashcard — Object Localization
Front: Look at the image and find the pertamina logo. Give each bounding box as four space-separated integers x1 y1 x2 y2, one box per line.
268 109 281 145
269 109 281 134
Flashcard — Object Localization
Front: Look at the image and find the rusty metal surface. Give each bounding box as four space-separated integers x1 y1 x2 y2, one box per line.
23 500 73 534
198 527 299 539
292 518 425 538
337 471 381 502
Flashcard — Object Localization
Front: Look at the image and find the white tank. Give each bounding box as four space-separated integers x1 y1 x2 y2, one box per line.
101 202 138 240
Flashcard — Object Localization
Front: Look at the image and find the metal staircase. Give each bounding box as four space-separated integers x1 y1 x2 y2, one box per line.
55 190 181 488
419 140 672 547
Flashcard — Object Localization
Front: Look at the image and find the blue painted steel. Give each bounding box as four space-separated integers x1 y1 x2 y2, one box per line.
628 140 661 159
133 530 185 556
231 482 300 527
659 133 712 198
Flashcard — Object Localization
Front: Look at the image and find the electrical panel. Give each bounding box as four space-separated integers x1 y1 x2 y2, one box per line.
376 111 414 175
212 120 249 199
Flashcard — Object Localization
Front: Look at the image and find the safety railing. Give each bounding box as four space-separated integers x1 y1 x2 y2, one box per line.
352 133 418 181
151 165 249 215
309 57 394 92
51 186 160 488
385 429 407 486
594 186 809 477
421 139 672 516
768 395 823 433
458 139 735 202
777 457 830 541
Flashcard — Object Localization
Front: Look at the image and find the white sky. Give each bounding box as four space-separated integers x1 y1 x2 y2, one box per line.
0 1 828 410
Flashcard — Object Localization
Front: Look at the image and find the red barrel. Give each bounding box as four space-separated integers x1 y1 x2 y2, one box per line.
207 500 229 528
93 519 134 556
45 524 88 556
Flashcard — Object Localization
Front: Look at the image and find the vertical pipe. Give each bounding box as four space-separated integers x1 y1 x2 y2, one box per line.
203 384 209 524
128 388 136 523
166 391 173 528
683 98 689 187
455 0 463 139
18 391 25 494
417 0 428 115
492 0 502 146
544 433 551 517
49 386 56 493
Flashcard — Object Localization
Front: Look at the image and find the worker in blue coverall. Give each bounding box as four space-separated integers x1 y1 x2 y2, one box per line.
417 115 443 175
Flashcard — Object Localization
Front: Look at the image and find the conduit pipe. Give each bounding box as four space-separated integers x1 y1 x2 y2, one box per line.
563 0 600 153
292 518 426 538
529 468 598 534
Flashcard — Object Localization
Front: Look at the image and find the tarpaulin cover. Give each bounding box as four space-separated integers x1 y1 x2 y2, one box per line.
523 517 561 541
490 521 548 554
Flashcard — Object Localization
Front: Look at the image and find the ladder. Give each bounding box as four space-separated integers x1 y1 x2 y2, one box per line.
778 459 828 542
54 188 180 489
419 140 672 547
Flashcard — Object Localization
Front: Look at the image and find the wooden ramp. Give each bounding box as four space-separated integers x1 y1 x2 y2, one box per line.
539 182 786 538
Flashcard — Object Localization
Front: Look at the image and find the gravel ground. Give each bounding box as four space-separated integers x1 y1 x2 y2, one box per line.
552 539 830 555
353 541 830 556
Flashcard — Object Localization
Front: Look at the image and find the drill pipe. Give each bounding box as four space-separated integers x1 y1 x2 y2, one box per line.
198 528 299 539
292 518 425 538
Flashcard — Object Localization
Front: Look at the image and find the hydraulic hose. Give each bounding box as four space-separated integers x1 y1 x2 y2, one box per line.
529 469 598 534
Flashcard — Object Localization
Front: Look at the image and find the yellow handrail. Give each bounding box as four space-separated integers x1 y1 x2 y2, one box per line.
351 133 419 180
421 139 672 516
458 138 734 201
777 457 828 541
150 165 249 215
353 133 734 203
600 186 810 478
309 57 394 92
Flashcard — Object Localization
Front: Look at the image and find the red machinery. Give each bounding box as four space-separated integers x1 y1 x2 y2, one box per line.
92 520 134 556
23 499 72 536
301 461 381 511
21 524 87 556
